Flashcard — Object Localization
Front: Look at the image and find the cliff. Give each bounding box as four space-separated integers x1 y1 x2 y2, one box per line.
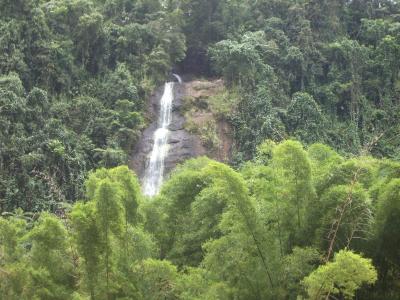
130 78 233 182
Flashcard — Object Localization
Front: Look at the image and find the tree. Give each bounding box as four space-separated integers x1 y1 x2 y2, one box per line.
181 0 225 74
150 156 278 298
272 140 315 247
372 178 400 294
100 63 139 107
71 166 143 299
70 201 102 299
286 92 326 144
310 184 372 252
75 12 105 72
131 259 180 300
282 247 321 299
0 210 29 299
209 31 270 87
324 39 368 123
234 85 286 159
23 213 75 299
95 179 123 299
306 0 346 41
307 143 343 186
155 157 239 266
0 211 27 264
303 250 377 299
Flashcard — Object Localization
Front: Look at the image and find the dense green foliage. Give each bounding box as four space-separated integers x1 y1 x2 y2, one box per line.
1 0 400 299
2 142 400 299
1 0 400 209
0 0 185 211
203 0 400 161
303 250 377 299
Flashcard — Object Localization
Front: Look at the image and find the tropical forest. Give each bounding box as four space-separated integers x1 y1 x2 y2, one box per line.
1 0 400 299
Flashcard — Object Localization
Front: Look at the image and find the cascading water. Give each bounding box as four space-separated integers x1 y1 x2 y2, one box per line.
143 74 182 196
173 73 182 84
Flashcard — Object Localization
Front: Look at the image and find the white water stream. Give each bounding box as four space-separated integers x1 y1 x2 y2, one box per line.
143 74 182 196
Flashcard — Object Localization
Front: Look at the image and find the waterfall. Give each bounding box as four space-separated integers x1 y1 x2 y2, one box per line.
173 73 182 84
143 75 181 196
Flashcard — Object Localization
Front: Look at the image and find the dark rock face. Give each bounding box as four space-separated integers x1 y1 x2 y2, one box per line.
129 81 205 183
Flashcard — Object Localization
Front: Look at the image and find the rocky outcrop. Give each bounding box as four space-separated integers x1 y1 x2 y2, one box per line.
129 78 232 182
130 79 200 181
183 79 233 162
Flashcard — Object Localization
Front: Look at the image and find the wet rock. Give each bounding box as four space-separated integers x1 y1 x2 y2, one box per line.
129 78 232 185
168 115 185 131
130 82 202 182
